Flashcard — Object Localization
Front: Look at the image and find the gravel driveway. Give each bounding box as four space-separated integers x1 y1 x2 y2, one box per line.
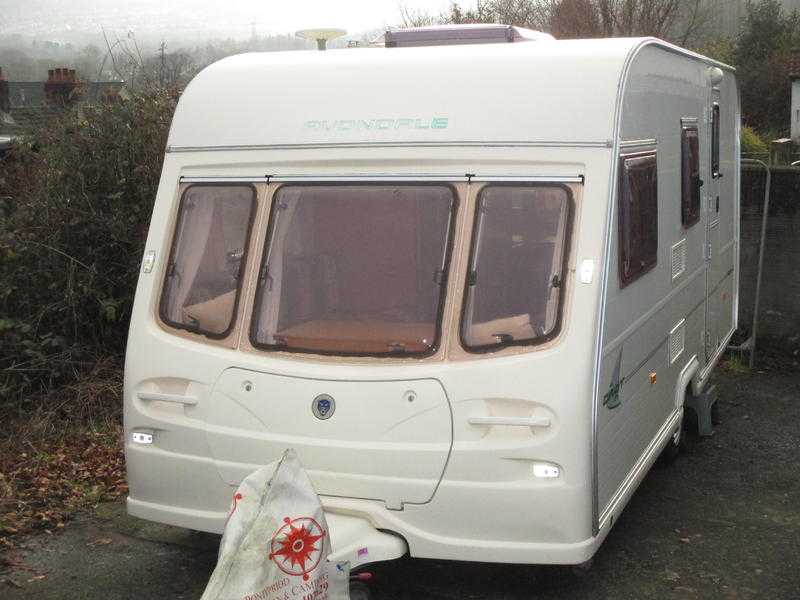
2 364 799 599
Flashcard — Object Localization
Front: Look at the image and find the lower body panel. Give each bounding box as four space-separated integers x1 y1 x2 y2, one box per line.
126 443 603 565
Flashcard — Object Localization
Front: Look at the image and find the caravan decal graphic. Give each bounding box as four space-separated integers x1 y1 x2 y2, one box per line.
603 349 625 410
304 117 449 132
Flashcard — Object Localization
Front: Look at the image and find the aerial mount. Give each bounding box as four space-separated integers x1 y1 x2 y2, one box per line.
296 28 347 51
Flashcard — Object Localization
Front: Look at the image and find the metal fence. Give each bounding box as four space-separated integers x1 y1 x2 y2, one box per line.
736 162 800 363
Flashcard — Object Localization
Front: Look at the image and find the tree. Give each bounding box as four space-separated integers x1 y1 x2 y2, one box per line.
404 0 715 45
399 6 440 27
142 45 197 90
75 45 104 80
735 0 794 63
593 0 715 43
734 0 800 134
550 0 604 37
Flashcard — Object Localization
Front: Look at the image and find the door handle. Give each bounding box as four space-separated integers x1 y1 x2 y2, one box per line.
468 416 551 430
136 391 198 405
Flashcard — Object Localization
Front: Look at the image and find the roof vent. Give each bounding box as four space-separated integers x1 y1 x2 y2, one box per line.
383 24 555 48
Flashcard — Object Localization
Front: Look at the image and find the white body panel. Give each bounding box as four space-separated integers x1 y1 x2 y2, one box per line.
124 38 739 565
595 47 739 525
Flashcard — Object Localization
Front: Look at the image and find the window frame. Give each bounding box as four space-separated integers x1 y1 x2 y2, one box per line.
711 103 721 178
158 182 258 340
617 150 659 289
248 182 459 358
459 182 574 354
681 124 701 229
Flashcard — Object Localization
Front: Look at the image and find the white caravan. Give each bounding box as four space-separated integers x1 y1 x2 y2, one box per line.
124 30 739 568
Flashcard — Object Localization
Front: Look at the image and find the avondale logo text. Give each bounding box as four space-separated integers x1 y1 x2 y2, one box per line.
304 117 448 132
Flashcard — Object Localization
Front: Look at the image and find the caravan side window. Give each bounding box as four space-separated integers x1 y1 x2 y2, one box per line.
618 152 658 288
681 126 701 228
160 185 256 338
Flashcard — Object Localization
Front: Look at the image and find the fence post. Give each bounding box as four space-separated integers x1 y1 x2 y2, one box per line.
738 159 771 369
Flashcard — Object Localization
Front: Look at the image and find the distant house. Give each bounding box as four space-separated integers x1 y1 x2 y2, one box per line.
0 67 126 137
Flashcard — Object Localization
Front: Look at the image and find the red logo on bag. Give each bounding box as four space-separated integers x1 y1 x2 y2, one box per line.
268 516 326 580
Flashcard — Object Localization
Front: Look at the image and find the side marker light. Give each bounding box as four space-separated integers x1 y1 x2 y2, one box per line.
142 250 156 273
579 259 594 284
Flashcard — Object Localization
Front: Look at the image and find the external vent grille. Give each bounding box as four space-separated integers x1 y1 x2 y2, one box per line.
669 319 686 364
671 239 687 280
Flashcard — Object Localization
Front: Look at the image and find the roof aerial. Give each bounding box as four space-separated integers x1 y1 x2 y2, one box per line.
296 28 348 51
383 24 555 48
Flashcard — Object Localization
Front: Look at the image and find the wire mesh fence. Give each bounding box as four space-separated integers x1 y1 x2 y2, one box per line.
739 162 800 356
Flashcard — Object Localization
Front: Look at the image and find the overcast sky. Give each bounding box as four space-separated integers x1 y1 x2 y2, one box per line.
0 0 476 38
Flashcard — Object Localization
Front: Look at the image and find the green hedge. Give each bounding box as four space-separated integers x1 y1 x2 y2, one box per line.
0 90 177 400
741 126 768 157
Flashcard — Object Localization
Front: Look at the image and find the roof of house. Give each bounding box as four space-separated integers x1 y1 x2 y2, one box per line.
0 80 126 135
8 82 46 108
7 80 124 108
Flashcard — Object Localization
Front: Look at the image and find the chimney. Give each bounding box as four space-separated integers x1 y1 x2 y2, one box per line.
0 67 9 113
791 49 800 144
45 66 79 106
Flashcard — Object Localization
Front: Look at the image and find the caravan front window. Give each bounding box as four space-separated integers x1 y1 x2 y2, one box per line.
159 185 256 338
461 185 571 351
250 184 456 356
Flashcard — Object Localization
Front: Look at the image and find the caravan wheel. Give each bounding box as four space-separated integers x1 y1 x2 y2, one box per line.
349 581 372 600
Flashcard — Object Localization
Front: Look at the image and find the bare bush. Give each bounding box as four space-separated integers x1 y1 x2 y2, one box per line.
408 0 716 45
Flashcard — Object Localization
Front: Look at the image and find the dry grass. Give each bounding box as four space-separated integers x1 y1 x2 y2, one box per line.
0 359 126 552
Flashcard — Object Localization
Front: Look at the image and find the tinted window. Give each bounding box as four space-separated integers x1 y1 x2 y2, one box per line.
250 185 455 356
681 126 701 228
461 185 571 351
712 104 721 177
160 185 256 337
618 152 658 288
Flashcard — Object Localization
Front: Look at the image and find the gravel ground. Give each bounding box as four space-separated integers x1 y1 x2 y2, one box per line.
2 364 799 599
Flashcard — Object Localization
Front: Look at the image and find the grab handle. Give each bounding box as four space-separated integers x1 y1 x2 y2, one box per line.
137 391 198 406
468 415 551 430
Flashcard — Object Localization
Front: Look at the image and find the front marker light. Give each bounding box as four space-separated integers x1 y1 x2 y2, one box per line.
142 250 156 273
533 463 560 479
132 431 153 445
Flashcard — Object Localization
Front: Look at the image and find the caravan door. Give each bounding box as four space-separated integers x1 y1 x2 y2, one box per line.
704 89 734 358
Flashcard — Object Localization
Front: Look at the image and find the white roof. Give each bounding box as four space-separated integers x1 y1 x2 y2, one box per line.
167 38 718 151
